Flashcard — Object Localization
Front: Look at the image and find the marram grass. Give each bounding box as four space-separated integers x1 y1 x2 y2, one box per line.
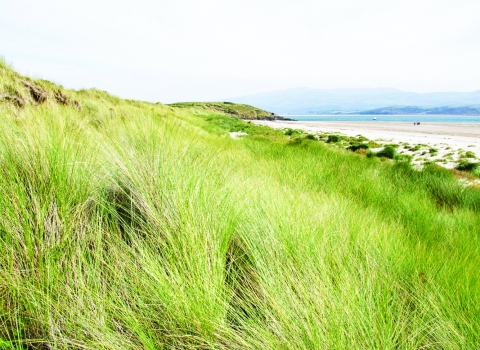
0 61 479 349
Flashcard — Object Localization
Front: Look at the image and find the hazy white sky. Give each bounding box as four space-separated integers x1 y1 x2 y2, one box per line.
2 0 480 102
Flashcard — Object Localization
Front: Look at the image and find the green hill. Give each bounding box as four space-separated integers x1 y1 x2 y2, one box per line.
1 60 480 349
169 101 291 120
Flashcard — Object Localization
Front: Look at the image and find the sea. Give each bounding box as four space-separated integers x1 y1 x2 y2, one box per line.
286 115 480 123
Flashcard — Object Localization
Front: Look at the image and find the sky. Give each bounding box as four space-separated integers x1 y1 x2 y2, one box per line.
1 0 480 103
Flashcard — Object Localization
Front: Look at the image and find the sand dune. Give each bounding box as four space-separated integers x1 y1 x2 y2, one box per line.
254 120 480 171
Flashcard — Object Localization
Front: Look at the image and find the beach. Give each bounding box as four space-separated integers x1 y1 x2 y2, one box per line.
254 120 480 170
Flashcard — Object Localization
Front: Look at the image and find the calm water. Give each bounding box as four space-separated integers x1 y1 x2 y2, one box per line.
287 115 480 123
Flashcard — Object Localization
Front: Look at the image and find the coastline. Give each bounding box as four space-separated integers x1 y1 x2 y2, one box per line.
253 120 480 172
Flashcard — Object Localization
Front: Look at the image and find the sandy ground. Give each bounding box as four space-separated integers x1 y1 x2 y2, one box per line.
253 120 480 171
229 131 249 139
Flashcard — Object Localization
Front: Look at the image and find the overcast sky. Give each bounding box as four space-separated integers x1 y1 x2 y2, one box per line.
2 0 480 103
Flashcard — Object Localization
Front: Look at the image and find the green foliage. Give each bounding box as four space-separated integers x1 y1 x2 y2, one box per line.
347 143 369 152
456 161 480 176
168 101 276 119
376 145 397 159
284 128 301 136
465 151 476 158
395 154 413 164
0 60 480 349
304 133 317 140
408 144 422 152
326 134 341 143
367 140 381 148
355 135 368 142
287 137 307 146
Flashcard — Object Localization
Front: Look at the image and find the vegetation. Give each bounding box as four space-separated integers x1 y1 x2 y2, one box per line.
367 140 382 148
375 145 398 159
456 161 480 177
346 143 369 152
1 60 480 349
465 151 476 159
284 128 301 136
168 101 290 120
326 134 341 143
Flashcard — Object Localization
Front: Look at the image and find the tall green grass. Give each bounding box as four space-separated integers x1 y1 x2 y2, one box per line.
1 62 479 349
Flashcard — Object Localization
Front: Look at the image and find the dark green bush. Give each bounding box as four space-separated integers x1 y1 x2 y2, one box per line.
304 134 316 140
376 145 397 159
347 144 369 152
326 135 341 143
284 128 300 136
456 161 479 173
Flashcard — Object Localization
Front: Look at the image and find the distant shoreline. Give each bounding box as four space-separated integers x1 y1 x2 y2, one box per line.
278 114 480 123
281 114 480 117
253 120 480 172
254 120 480 144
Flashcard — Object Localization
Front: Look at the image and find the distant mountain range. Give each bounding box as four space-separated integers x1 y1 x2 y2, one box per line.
357 105 480 115
226 87 480 115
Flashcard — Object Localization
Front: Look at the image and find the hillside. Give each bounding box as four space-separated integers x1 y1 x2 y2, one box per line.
1 60 480 349
227 87 480 114
358 105 480 115
168 101 292 120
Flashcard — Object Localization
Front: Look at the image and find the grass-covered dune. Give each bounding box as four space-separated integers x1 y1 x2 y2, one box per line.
168 101 289 120
1 60 480 349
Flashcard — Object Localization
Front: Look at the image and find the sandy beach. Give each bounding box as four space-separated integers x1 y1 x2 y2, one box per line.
253 120 480 170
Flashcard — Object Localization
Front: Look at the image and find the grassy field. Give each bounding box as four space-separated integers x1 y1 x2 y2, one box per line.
1 60 480 349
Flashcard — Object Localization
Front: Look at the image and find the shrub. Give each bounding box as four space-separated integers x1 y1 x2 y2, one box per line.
355 135 368 142
465 151 476 158
456 161 479 173
284 128 300 136
367 140 381 148
326 135 341 143
347 144 369 152
304 134 317 140
376 145 397 159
